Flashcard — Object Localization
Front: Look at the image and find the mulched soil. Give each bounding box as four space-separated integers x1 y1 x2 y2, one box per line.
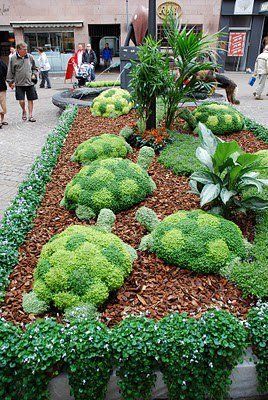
1 108 267 326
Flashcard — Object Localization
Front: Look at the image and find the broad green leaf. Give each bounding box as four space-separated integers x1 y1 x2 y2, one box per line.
196 147 213 171
195 122 220 156
190 171 220 185
239 177 264 193
239 197 268 210
220 188 236 204
213 141 243 172
237 153 260 168
200 183 221 207
189 179 200 195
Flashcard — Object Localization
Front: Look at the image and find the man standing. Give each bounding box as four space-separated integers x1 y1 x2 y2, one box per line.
7 42 38 122
8 46 15 63
253 45 268 100
37 47 51 88
101 43 113 71
0 57 8 128
82 44 97 81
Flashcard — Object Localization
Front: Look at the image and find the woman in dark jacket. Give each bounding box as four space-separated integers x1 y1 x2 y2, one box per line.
0 58 8 128
82 44 97 81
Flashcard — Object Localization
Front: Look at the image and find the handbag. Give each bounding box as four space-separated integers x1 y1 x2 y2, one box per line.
248 76 256 86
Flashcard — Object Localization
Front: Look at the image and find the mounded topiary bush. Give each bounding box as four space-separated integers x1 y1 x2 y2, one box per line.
91 88 133 118
85 81 120 88
23 209 137 313
71 133 132 165
62 147 156 219
136 208 246 274
183 102 245 135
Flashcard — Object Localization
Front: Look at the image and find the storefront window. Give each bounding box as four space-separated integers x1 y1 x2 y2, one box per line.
24 31 74 53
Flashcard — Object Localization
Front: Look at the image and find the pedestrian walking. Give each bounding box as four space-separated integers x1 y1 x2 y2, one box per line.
7 42 38 122
0 57 8 128
101 43 113 71
74 44 84 68
8 46 15 63
253 45 268 100
82 44 97 81
37 47 51 88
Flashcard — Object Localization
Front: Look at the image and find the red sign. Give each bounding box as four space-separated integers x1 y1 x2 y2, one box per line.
228 32 246 57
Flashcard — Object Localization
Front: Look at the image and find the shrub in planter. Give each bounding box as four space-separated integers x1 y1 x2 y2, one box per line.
248 302 268 393
91 88 133 118
71 133 132 164
181 102 245 135
23 209 136 313
136 207 246 274
111 316 158 400
62 147 156 219
85 80 120 88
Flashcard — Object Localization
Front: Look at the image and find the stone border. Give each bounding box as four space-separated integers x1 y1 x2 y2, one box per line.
49 349 267 400
52 87 110 109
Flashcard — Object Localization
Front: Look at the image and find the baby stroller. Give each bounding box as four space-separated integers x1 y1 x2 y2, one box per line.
73 63 94 88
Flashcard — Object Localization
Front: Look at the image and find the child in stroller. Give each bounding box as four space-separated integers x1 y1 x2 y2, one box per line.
73 63 94 88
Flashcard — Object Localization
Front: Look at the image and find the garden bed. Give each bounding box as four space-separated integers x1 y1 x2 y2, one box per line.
2 107 268 326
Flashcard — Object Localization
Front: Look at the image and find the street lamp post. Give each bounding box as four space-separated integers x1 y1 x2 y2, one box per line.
147 0 157 130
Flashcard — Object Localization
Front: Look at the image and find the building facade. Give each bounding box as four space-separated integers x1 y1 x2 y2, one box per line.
219 0 268 71
0 0 221 70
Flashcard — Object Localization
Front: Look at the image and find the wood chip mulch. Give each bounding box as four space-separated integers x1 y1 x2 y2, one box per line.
1 108 267 326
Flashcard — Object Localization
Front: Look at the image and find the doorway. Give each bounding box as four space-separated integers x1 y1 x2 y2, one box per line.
262 17 268 50
88 24 120 68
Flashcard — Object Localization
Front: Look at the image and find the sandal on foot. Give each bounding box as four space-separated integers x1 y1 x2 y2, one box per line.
28 117 36 122
22 113 27 121
2 122 8 125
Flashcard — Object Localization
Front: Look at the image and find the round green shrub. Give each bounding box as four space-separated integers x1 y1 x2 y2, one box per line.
62 157 156 218
71 133 131 165
26 224 134 312
91 88 133 118
150 210 246 274
192 102 245 135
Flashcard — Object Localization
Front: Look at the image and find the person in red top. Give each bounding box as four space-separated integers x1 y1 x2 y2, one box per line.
65 56 76 82
74 44 84 68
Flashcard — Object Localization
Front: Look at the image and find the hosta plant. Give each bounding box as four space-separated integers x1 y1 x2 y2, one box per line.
189 123 268 216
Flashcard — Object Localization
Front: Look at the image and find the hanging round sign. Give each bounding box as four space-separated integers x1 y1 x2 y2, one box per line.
157 1 182 19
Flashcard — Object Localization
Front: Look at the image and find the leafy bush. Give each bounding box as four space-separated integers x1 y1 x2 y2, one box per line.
0 106 77 301
189 123 268 216
25 222 135 312
66 318 112 400
111 316 158 400
229 212 268 298
22 291 49 314
132 127 174 152
198 310 248 399
62 150 156 219
184 102 245 135
91 88 133 118
135 206 160 232
248 302 268 393
119 125 134 140
85 80 120 88
244 116 268 143
158 133 201 175
71 133 132 164
137 208 246 274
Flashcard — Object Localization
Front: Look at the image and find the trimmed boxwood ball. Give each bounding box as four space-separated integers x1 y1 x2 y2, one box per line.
23 214 136 313
91 88 134 118
62 148 156 219
136 208 246 274
85 81 120 88
71 133 132 165
192 102 245 135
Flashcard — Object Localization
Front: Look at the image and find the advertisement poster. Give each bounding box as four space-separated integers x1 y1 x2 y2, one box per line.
228 32 247 57
234 0 254 14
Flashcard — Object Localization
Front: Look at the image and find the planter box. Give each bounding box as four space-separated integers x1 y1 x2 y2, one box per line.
49 348 268 400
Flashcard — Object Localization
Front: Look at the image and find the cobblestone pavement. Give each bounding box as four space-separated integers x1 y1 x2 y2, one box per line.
0 71 267 219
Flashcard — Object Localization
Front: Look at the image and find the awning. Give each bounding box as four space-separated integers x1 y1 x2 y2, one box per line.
259 1 268 14
10 21 83 28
